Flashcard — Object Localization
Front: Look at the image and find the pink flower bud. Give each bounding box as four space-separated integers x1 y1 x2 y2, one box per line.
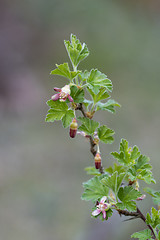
69 118 78 138
94 153 101 169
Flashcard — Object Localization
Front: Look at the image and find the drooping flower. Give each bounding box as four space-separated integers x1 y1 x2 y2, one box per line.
92 196 110 219
69 118 78 138
51 85 73 102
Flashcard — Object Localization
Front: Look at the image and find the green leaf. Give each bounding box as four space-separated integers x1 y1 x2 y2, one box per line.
50 63 80 80
81 176 109 201
84 166 102 176
45 100 74 128
64 34 89 67
131 229 152 240
79 70 90 82
111 139 141 166
144 187 160 205
61 109 75 128
105 163 125 175
97 125 115 144
146 207 160 228
45 100 68 122
87 87 110 104
128 155 155 184
96 99 121 113
118 186 141 202
78 117 99 135
70 85 84 103
117 186 141 212
116 201 137 212
86 69 112 94
101 171 125 195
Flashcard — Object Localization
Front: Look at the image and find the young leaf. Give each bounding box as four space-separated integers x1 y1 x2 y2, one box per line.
81 176 109 201
79 70 90 82
78 117 99 135
45 100 74 128
96 99 121 113
144 187 160 205
101 171 125 195
146 207 160 228
64 34 89 67
128 155 155 184
50 63 80 80
70 85 84 103
105 163 125 175
86 69 112 94
131 229 152 240
87 87 110 104
111 139 141 166
97 125 115 144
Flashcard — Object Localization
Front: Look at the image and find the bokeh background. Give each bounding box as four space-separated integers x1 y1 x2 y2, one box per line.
1 0 160 239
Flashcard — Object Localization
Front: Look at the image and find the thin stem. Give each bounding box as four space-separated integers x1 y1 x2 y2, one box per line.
76 103 104 174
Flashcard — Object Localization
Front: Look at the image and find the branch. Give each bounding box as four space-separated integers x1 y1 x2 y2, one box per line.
76 103 104 174
117 208 156 239
137 207 156 239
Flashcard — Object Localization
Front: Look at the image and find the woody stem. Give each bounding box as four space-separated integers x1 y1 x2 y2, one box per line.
76 103 104 174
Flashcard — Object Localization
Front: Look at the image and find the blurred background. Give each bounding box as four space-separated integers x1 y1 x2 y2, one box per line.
0 0 160 239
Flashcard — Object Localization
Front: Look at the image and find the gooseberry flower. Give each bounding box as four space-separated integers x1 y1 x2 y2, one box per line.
69 118 78 138
51 85 73 102
92 196 110 219
94 152 101 169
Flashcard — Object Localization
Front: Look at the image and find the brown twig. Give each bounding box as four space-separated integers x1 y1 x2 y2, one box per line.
117 208 156 239
137 207 156 239
76 103 104 174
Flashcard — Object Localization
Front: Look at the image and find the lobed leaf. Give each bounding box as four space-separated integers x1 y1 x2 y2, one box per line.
87 87 110 104
70 85 84 103
111 139 141 166
64 34 89 67
117 186 141 212
45 100 74 128
50 62 80 80
131 229 152 240
97 125 115 144
101 171 125 196
96 99 121 113
86 69 112 94
118 186 141 202
61 109 75 128
128 155 155 184
81 176 109 201
78 117 99 135
116 201 137 212
146 207 160 228
144 187 160 205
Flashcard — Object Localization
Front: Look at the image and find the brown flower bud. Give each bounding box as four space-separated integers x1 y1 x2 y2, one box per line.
94 152 101 169
69 118 78 138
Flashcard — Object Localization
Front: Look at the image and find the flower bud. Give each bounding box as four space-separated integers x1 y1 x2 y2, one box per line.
69 118 78 138
94 152 101 169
